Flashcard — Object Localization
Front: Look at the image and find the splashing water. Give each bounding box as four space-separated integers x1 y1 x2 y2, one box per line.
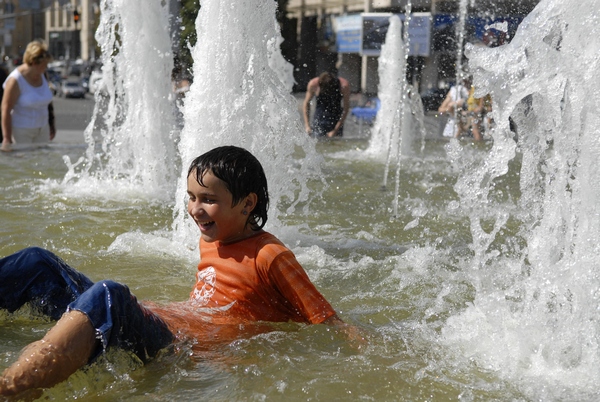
390 3 414 217
5 0 600 399
50 0 321 254
442 0 600 398
59 0 177 202
454 0 469 85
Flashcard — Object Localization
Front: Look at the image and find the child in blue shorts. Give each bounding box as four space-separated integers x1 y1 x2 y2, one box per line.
0 146 363 397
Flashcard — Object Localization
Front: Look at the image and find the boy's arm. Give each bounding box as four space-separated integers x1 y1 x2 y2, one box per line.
326 79 351 137
438 91 453 114
267 250 367 348
322 314 344 325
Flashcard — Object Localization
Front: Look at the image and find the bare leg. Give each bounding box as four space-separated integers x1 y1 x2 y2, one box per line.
471 115 483 141
454 117 464 138
0 310 97 396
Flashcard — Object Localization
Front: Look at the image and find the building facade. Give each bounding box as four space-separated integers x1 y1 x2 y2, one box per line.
1 0 540 95
0 0 97 63
1 0 181 68
45 0 97 61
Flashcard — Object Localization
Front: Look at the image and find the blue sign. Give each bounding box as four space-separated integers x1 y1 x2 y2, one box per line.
361 13 432 57
335 15 362 53
336 13 432 57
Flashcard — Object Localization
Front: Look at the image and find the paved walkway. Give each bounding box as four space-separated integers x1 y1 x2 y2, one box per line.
52 129 90 145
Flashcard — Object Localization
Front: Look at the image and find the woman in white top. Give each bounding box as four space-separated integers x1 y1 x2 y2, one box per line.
438 77 470 138
1 40 55 152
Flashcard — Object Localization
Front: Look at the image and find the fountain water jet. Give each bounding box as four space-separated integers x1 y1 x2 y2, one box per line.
364 5 426 217
441 0 600 398
171 0 323 247
390 4 413 218
59 0 177 202
365 15 407 163
54 0 321 254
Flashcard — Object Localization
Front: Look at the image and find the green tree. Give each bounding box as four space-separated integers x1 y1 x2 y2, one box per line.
174 0 200 80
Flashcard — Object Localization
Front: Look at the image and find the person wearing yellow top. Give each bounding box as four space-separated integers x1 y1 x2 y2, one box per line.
464 85 484 141
481 93 493 133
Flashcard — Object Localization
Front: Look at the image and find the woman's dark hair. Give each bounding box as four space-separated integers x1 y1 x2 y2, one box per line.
318 72 340 97
187 146 269 231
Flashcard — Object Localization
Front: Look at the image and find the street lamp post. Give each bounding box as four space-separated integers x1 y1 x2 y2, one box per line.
361 0 372 94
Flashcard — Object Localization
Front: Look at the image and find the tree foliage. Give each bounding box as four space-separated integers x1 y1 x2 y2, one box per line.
175 0 200 79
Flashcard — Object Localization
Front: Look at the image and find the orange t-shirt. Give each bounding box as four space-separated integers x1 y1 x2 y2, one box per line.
145 232 336 346
185 231 336 324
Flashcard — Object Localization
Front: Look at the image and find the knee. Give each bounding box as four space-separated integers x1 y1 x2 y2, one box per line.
1 246 55 273
24 246 55 255
69 280 132 326
95 280 130 295
83 280 133 306
20 246 51 259
17 246 57 265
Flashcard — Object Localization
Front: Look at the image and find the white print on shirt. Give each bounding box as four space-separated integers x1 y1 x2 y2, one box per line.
194 302 236 317
192 266 216 306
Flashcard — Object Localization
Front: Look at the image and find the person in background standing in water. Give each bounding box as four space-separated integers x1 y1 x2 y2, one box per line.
1 40 55 152
464 84 484 141
0 63 8 143
438 76 470 139
303 71 350 138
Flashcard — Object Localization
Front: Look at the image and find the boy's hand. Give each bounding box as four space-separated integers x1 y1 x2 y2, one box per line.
322 314 368 351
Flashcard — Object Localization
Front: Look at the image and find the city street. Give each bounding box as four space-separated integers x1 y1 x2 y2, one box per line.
52 94 95 132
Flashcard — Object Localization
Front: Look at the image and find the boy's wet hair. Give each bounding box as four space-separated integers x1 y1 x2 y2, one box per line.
188 146 269 231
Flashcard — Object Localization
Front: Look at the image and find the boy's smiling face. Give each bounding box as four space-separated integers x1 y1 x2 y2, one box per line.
187 170 255 244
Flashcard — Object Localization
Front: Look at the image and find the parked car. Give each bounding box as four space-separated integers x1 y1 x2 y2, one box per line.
46 68 62 96
61 81 86 98
80 75 90 92
48 61 67 79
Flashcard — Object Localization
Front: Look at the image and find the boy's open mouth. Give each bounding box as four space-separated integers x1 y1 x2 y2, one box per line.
199 221 215 230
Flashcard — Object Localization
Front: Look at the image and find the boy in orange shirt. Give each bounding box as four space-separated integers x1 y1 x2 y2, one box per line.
0 146 357 397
